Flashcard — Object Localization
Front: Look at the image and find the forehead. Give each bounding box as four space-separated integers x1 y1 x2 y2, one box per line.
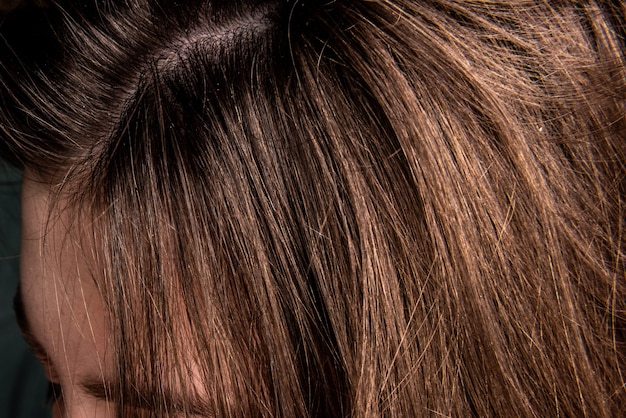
19 172 213 414
19 172 111 389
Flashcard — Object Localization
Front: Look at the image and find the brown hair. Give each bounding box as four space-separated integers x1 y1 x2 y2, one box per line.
1 0 625 416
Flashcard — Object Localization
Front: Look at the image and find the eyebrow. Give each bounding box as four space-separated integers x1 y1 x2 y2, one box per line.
80 378 214 416
13 285 213 416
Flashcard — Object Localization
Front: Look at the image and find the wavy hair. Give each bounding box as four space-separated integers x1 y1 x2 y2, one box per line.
1 0 625 416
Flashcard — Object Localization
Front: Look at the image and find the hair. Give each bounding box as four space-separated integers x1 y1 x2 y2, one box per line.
1 0 625 416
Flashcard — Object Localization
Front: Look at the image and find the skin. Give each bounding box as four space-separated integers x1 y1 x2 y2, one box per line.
18 171 213 417
19 171 113 417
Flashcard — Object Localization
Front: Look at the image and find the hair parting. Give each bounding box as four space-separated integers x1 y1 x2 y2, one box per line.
1 0 625 416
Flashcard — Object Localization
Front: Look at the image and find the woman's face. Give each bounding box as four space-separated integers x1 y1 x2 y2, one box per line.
16 172 212 417
16 171 113 417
